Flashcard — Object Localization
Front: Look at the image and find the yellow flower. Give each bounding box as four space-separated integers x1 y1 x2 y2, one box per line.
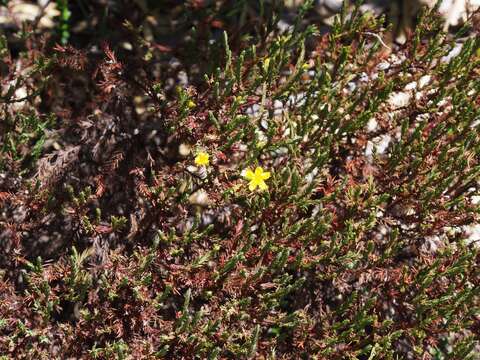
187 100 196 109
244 166 271 191
194 151 210 166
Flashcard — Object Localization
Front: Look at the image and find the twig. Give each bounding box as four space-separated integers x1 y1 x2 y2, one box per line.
363 31 391 51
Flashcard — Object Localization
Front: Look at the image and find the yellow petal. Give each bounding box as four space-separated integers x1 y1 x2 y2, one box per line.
249 181 257 191
261 171 271 180
258 181 268 191
255 167 264 176
245 169 255 180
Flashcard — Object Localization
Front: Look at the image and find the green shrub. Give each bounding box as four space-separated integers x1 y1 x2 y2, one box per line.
0 1 479 358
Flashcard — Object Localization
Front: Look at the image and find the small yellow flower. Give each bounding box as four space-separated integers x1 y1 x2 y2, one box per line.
187 100 196 109
194 151 210 166
244 166 271 191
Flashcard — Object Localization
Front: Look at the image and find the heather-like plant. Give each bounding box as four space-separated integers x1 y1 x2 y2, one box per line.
0 1 480 358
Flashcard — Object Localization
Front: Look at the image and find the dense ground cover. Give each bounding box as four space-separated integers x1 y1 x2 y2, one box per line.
1 1 480 358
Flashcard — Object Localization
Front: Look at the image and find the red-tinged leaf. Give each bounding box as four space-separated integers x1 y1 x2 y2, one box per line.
210 19 224 29
153 43 173 52
0 192 11 202
95 224 112 234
